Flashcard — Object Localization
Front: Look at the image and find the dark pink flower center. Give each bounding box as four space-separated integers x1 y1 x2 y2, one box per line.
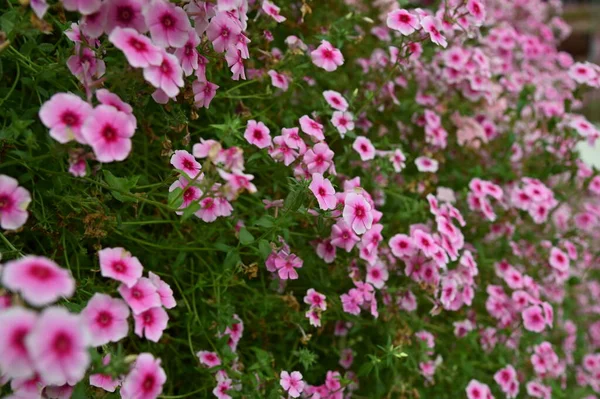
318 187 326 196
160 60 172 74
183 159 195 170
132 288 143 299
61 110 79 126
53 332 72 356
354 206 365 218
12 327 29 352
183 188 195 201
185 44 193 56
360 144 368 152
0 195 12 210
112 260 126 273
101 124 119 142
161 13 174 28
322 48 334 60
29 264 53 280
371 269 380 278
129 37 147 52
220 27 230 38
97 311 113 327
117 6 133 23
253 129 263 140
399 14 410 23
143 311 154 324
142 374 155 391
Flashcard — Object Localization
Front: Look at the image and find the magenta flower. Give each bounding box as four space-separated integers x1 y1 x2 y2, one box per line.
522 305 547 333
148 272 176 309
415 156 439 172
389 234 416 258
352 136 375 161
25 307 90 386
309 173 337 210
193 79 220 109
267 70 290 91
343 193 373 235
366 263 388 289
421 16 447 48
304 288 327 311
81 293 130 347
109 27 162 68
39 93 92 144
98 247 144 287
466 380 493 399
134 306 169 342
174 30 200 76
81 105 136 163
225 48 246 81
311 40 344 72
170 150 201 178
262 0 286 23
323 90 348 111
62 0 101 15
0 174 31 231
206 12 242 53
466 0 486 24
143 51 184 98
331 111 354 137
331 220 360 252
90 355 120 392
105 0 147 34
299 115 325 141
274 254 303 280
119 277 162 315
549 247 569 272
244 120 272 149
386 9 419 35
303 143 334 174
121 353 166 399
280 371 304 398
66 47 106 84
144 0 191 48
2 256 75 307
0 307 37 379
197 350 222 368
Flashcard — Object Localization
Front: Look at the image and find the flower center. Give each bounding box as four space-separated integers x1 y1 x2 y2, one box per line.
0 195 11 210
322 48 334 60
253 129 263 140
61 111 78 126
132 288 142 299
129 37 146 52
355 206 365 218
113 261 126 273
29 264 52 280
161 14 174 28
12 327 29 352
142 374 155 391
117 6 133 23
318 187 326 196
144 312 154 324
53 332 72 356
101 125 118 142
399 14 410 23
97 311 113 327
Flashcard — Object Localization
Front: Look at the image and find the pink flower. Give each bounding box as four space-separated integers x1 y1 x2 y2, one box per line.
415 156 439 172
244 120 272 149
39 93 92 144
386 9 419 35
25 307 90 386
62 0 101 15
522 305 547 333
303 143 334 173
121 353 166 399
389 234 416 258
143 51 184 98
225 48 246 80
569 62 597 85
109 27 162 68
366 263 388 289
466 0 486 24
466 379 492 399
421 16 447 48
105 0 147 34
0 174 31 230
30 0 49 19
206 12 242 53
267 70 290 91
309 173 337 210
299 115 325 141
311 40 344 72
262 0 286 23
119 277 162 315
81 293 130 347
304 288 327 311
89 355 120 392
96 89 135 123
170 150 201 178
98 247 144 287
144 0 191 48
280 371 304 398
81 105 136 163
274 254 303 280
331 220 360 252
174 30 200 76
195 197 219 222
2 256 75 307
197 351 222 368
193 79 220 109
0 307 37 379
134 306 169 342
343 192 373 235
352 136 375 161
148 272 176 309
332 111 354 136
549 247 569 272
323 90 348 111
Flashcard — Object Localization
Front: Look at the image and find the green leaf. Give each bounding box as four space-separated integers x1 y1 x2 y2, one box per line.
255 215 274 228
181 201 201 221
167 187 184 209
103 170 140 203
239 228 255 245
258 239 272 259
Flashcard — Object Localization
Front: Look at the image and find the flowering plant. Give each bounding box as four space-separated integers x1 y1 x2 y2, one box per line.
1 0 600 397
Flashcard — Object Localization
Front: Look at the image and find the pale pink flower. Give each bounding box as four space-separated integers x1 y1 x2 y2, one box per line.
206 12 242 53
170 150 201 178
89 355 120 392
299 115 325 141
267 70 290 91
522 305 546 333
569 62 597 85
193 80 219 109
144 0 191 48
217 0 241 12
96 89 135 126
62 0 101 15
466 0 486 24
466 379 492 399
30 0 49 19
415 156 439 172
549 247 569 272
323 90 348 111
134 306 169 342
105 0 147 34
304 288 327 311
305 309 322 327
143 51 184 98
0 175 31 230
2 256 75 307
98 247 144 287
25 307 90 386
195 197 219 222
331 220 360 252
280 371 304 398
353 136 375 161
262 0 286 23
225 48 246 80
39 93 92 144
343 192 373 235
174 30 200 76
366 263 388 289
421 16 447 48
197 351 222 368
66 47 106 84
244 120 272 149
311 40 344 72
386 9 419 35
148 272 176 309
0 307 37 379
118 277 162 315
81 293 130 346
81 105 136 162
309 173 337 210
303 143 334 173
389 234 415 258
109 27 162 68
274 254 303 280
121 353 166 399
332 111 354 136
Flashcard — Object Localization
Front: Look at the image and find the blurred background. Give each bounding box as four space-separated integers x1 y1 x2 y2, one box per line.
562 0 600 166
